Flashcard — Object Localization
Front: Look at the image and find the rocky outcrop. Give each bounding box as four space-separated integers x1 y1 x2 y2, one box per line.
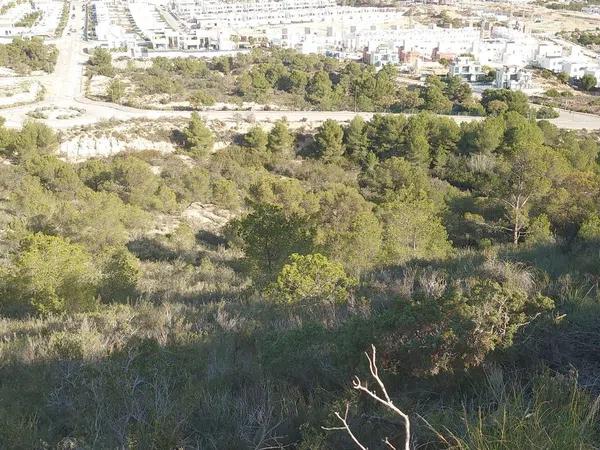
181 203 233 231
60 136 175 160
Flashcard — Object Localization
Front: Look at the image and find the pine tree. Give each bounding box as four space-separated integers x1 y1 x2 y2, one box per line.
343 116 369 165
267 119 294 156
405 116 431 167
184 112 214 159
314 119 344 163
244 126 268 152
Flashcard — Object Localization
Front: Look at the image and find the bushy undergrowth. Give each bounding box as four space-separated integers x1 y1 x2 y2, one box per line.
0 108 599 447
0 37 57 74
92 47 494 115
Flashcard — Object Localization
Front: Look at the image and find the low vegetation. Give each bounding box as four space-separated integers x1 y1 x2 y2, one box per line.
532 89 600 115
560 29 600 49
0 37 57 74
0 97 599 447
14 10 41 27
538 0 600 11
88 47 486 115
55 0 70 37
0 0 25 15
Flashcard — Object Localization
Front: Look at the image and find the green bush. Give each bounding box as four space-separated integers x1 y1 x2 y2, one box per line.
266 253 357 305
98 247 140 303
536 105 560 119
0 37 57 73
9 233 99 315
184 112 214 158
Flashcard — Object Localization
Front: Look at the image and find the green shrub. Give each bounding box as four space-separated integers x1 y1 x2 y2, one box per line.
266 253 357 305
183 112 214 158
578 215 600 241
98 247 140 303
49 331 85 359
0 37 57 73
10 233 99 315
536 106 560 119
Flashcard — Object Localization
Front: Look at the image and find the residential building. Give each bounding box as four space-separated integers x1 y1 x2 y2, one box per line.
363 43 399 67
449 55 485 81
494 66 533 90
562 61 588 78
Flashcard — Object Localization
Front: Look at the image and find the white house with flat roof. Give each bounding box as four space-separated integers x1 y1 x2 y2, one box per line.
536 42 563 59
363 42 399 68
538 55 564 72
449 55 485 81
562 61 588 79
495 66 533 90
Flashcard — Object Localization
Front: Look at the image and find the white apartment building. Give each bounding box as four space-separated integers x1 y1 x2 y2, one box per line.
536 42 563 59
478 27 538 67
537 55 564 72
473 39 504 65
348 25 540 71
404 26 480 58
120 0 581 81
533 41 599 84
92 1 136 47
449 56 485 81
130 0 394 50
171 0 339 28
501 40 537 66
363 43 399 68
343 26 480 59
495 66 533 90
562 61 588 78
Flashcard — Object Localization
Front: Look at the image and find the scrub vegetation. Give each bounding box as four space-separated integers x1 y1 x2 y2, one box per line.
0 37 57 74
89 47 491 115
0 102 599 448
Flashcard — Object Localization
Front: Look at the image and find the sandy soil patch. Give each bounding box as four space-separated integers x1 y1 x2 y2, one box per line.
88 74 111 97
0 79 42 107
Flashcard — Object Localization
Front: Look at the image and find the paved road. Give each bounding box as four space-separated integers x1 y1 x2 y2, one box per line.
2 4 600 132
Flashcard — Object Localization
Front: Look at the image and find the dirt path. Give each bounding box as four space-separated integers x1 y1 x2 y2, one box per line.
5 95 600 131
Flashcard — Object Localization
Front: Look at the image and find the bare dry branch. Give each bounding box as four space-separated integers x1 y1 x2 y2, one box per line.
322 403 368 450
384 437 397 449
323 345 412 450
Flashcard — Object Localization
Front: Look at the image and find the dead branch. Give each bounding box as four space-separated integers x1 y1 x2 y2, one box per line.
322 403 368 450
322 345 411 450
